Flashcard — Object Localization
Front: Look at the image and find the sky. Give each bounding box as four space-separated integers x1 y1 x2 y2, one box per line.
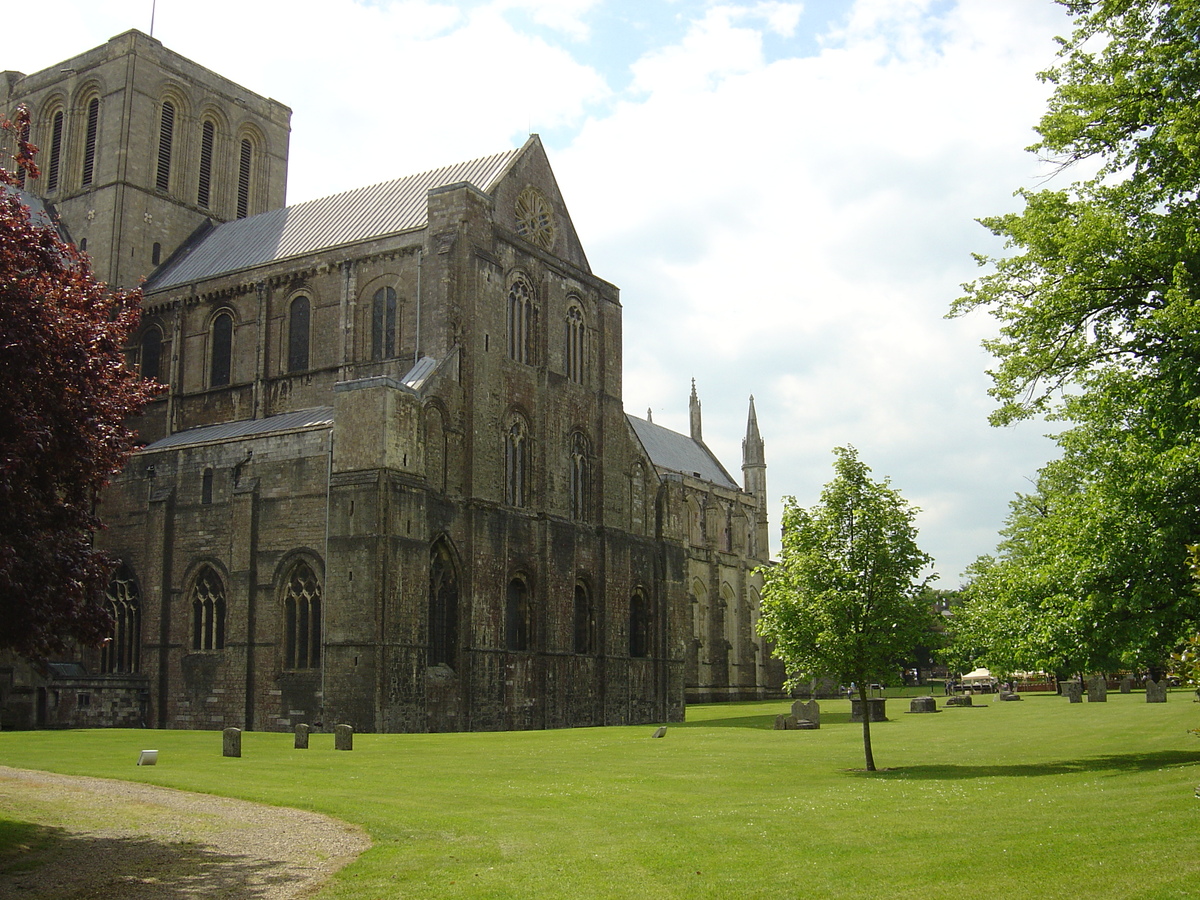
8 0 1079 585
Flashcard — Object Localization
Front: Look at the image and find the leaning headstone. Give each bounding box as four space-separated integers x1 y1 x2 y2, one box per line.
945 695 973 708
910 696 937 713
1062 682 1083 703
294 723 310 749
334 723 353 751
998 691 1022 702
1120 676 1135 694
651 726 667 738
774 714 787 730
792 699 820 727
1086 676 1108 702
850 698 887 722
1146 679 1168 703
223 727 241 758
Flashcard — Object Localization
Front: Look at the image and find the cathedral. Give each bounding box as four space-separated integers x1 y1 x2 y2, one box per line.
0 30 784 732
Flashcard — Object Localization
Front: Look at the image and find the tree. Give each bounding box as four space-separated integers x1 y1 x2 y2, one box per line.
757 447 933 772
0 106 158 661
950 1 1200 667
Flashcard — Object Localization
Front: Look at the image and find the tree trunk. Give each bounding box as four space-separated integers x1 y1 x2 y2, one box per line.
858 683 876 771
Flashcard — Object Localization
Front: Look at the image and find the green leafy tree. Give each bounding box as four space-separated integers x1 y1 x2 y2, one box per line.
950 0 1200 666
757 447 933 772
0 106 158 660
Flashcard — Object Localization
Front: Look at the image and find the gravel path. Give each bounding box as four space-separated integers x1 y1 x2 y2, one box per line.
0 766 370 899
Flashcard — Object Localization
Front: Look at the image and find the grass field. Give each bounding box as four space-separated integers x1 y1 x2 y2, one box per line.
1 690 1198 899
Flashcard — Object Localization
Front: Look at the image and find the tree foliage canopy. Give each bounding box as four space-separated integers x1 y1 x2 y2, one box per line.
0 106 158 660
948 1 1200 674
757 447 932 770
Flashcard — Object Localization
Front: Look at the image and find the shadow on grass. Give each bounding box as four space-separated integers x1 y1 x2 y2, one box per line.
0 824 297 899
866 749 1200 780
679 710 862 729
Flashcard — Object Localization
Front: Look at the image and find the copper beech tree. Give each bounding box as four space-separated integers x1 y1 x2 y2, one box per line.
0 106 158 660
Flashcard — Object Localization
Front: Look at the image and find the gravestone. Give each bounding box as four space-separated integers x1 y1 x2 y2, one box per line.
294 723 310 749
945 695 972 707
1145 678 1168 703
791 699 820 727
1062 682 1083 703
651 726 667 738
910 696 937 713
223 727 241 758
774 714 788 730
998 691 1022 701
1120 676 1135 694
1086 676 1107 702
334 723 353 751
850 698 887 722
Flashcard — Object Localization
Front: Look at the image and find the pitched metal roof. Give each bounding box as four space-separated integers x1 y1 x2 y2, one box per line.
140 406 334 451
626 415 739 490
146 148 522 291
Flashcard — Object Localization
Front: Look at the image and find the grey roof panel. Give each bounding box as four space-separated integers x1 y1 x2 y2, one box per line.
141 406 333 451
626 415 738 489
146 148 521 291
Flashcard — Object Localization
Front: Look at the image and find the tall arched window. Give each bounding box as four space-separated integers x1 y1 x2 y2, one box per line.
505 577 532 652
210 312 233 387
569 431 589 521
197 119 215 208
565 304 584 383
192 565 226 651
573 582 594 655
288 296 310 372
16 118 30 189
45 110 64 193
507 277 536 364
505 416 529 507
101 564 140 674
284 560 322 669
141 326 163 382
428 540 459 667
237 138 253 218
156 101 175 192
81 97 100 187
630 590 651 659
372 287 397 360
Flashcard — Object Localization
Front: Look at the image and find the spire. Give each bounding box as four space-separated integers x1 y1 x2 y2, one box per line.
742 395 764 466
689 379 702 442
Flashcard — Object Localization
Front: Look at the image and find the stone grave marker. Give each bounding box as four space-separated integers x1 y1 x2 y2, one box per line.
1120 676 1135 694
945 695 972 707
850 698 887 722
1146 678 1168 703
910 696 937 713
223 727 241 758
1062 682 1083 703
1087 676 1107 702
651 726 667 738
998 691 1022 701
295 723 310 749
791 699 820 728
335 723 353 751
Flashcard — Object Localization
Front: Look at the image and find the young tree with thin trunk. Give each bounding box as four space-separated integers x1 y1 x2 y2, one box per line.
757 447 934 771
0 106 159 660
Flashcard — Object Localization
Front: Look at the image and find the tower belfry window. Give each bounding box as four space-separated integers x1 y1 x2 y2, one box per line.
156 101 175 193
198 120 214 208
81 98 99 187
46 111 64 193
237 139 252 218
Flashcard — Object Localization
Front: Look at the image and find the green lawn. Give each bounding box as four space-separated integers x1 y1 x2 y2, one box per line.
1 691 1198 899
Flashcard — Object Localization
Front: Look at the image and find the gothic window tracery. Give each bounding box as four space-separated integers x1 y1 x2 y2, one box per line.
507 277 537 365
288 296 310 372
505 415 530 508
210 311 233 387
192 565 226 651
428 540 459 667
372 287 397 360
565 303 584 383
284 560 322 669
569 431 589 521
101 565 140 674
